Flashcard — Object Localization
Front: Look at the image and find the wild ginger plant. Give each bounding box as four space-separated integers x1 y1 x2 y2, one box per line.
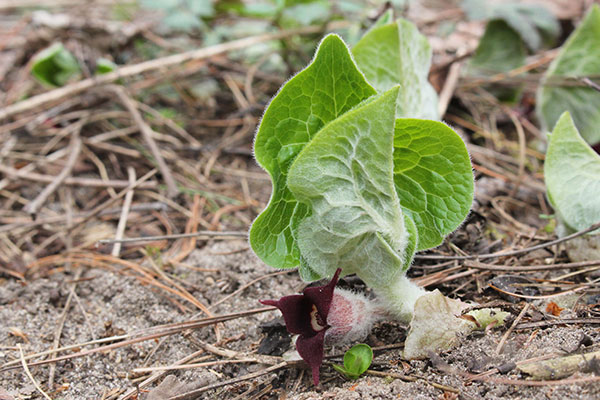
251 18 487 384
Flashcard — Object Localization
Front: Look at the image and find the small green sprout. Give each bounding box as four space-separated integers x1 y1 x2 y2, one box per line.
31 43 80 87
333 344 373 380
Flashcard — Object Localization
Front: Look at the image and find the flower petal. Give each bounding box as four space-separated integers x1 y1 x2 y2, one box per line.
260 295 314 336
296 329 327 386
303 268 341 321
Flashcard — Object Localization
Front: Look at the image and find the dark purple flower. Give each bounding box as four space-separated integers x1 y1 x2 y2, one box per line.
260 268 342 386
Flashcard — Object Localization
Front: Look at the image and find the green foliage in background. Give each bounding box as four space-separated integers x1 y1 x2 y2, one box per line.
462 0 559 51
31 43 81 87
537 5 600 145
544 112 600 232
140 0 215 31
463 0 559 103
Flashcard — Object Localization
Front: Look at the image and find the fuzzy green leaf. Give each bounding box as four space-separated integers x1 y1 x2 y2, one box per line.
537 5 600 145
544 112 600 232
287 87 412 286
393 119 474 250
352 19 438 120
250 34 377 269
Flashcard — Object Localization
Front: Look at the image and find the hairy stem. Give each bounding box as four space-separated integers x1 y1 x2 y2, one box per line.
371 273 426 323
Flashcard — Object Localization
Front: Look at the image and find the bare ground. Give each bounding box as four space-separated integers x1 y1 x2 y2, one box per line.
2 1 600 399
2 239 600 399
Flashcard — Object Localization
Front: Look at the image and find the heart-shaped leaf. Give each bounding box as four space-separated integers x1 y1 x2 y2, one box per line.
250 34 376 270
352 18 438 120
393 119 474 250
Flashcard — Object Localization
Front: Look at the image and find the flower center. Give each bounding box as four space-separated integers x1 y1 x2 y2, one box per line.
309 304 326 331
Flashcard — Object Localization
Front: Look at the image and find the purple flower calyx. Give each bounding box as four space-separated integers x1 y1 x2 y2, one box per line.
260 268 381 386
260 268 342 386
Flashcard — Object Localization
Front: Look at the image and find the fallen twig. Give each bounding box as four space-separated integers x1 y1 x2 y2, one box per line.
166 362 289 400
111 167 135 257
23 116 86 215
108 85 179 197
97 230 247 245
0 22 350 121
464 259 600 272
0 307 274 372
515 318 600 330
416 221 600 261
18 344 53 400
365 369 460 394
496 303 530 355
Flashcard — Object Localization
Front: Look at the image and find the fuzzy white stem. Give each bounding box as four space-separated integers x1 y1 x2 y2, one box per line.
373 273 426 323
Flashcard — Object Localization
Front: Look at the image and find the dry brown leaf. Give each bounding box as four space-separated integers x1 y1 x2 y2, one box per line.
546 301 564 316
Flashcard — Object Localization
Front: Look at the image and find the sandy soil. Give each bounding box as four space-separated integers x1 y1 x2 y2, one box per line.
1 239 600 399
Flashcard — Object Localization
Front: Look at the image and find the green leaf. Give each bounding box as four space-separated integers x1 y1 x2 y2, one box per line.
544 112 600 232
352 18 438 120
333 343 373 379
95 58 116 75
370 9 394 30
281 2 330 26
287 87 410 287
140 0 180 10
468 20 526 74
537 5 600 145
466 19 526 102
31 43 80 87
462 0 559 50
237 1 279 18
250 34 377 270
344 343 373 375
162 10 203 31
393 119 474 251
466 308 509 330
185 0 215 17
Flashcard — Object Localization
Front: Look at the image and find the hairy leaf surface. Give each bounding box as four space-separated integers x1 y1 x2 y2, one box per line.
537 5 600 144
250 34 376 269
545 112 600 232
393 119 474 250
352 19 438 119
287 87 413 286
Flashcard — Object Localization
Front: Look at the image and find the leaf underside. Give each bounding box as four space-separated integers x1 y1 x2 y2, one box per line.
288 87 412 286
352 19 438 120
